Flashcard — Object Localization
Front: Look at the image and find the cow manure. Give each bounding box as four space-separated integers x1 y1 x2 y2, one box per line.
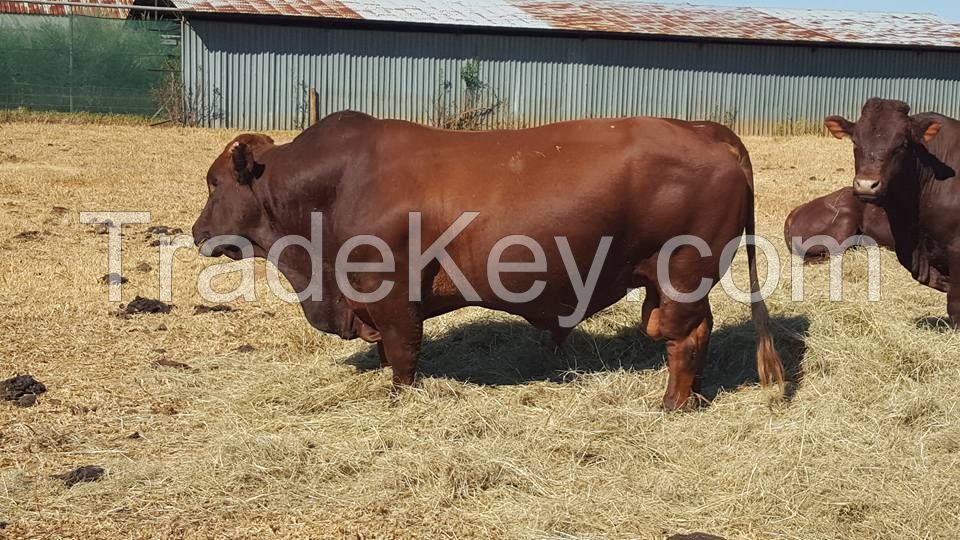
152 402 178 415
152 358 196 371
52 465 105 488
135 262 152 273
127 431 142 440
99 273 128 285
17 394 38 408
91 220 114 235
235 344 256 353
70 404 96 415
14 230 42 241
2 375 47 403
194 304 235 315
117 296 173 316
0 150 24 163
146 225 184 236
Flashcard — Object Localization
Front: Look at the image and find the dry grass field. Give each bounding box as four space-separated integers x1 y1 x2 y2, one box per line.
1 121 959 539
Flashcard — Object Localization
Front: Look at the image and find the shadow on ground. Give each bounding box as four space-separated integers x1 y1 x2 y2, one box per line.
916 316 956 332
344 312 809 402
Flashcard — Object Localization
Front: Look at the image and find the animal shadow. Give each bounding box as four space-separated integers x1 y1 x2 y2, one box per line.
344 313 809 403
915 316 956 333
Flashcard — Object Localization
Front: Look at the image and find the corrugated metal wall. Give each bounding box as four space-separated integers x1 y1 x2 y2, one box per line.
182 18 960 134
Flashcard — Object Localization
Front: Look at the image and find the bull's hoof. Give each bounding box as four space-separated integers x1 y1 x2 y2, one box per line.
662 393 707 412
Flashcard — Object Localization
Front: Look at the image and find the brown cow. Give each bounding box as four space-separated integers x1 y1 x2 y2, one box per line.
825 98 957 314
191 112 784 410
784 186 895 262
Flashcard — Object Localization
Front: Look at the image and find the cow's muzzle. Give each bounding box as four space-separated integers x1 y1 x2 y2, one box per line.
853 177 883 200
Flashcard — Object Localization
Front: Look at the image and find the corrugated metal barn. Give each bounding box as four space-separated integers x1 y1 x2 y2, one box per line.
165 0 960 133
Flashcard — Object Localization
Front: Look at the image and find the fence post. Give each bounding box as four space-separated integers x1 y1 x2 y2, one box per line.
308 86 319 125
68 13 74 112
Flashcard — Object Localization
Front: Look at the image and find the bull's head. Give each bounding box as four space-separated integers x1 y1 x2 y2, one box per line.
824 98 942 201
192 134 275 258
191 134 364 340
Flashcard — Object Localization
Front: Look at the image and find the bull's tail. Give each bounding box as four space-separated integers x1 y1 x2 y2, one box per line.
738 145 786 394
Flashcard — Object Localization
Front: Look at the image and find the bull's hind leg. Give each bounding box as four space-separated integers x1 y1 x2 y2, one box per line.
641 286 663 341
377 342 389 368
658 298 713 411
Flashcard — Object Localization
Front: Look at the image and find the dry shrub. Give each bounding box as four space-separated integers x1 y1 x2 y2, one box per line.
0 123 959 539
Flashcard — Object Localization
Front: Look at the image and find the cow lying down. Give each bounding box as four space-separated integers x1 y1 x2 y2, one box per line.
785 98 957 320
192 111 784 410
784 186 895 261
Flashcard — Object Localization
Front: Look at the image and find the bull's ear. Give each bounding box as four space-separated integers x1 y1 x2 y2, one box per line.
912 115 943 143
824 116 853 139
231 141 256 184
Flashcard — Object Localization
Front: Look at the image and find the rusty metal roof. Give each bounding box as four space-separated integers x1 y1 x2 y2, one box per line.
5 0 960 48
758 8 960 48
0 0 135 17
167 0 960 48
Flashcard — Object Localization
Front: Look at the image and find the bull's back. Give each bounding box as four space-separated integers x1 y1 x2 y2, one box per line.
370 117 750 236
335 116 753 313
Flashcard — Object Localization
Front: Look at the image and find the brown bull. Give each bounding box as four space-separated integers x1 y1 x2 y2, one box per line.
191 112 784 410
825 98 957 316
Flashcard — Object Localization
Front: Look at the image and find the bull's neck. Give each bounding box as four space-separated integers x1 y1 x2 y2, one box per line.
877 148 930 272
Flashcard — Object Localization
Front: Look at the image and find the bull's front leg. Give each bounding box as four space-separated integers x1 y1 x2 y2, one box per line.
369 300 424 389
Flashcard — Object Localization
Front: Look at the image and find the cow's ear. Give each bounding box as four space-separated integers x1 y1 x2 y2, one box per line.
231 141 256 184
824 116 853 139
912 115 943 143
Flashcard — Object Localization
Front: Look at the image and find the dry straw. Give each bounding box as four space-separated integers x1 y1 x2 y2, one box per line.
1 123 958 539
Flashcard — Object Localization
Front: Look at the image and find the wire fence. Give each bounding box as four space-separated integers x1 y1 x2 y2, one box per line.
0 13 180 117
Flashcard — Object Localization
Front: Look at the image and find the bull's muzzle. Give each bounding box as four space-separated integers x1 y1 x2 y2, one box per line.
193 233 216 257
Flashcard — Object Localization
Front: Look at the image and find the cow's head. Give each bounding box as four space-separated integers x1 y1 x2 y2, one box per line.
192 134 275 259
824 98 942 201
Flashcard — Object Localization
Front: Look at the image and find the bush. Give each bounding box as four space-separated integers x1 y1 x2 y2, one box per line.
434 59 505 130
